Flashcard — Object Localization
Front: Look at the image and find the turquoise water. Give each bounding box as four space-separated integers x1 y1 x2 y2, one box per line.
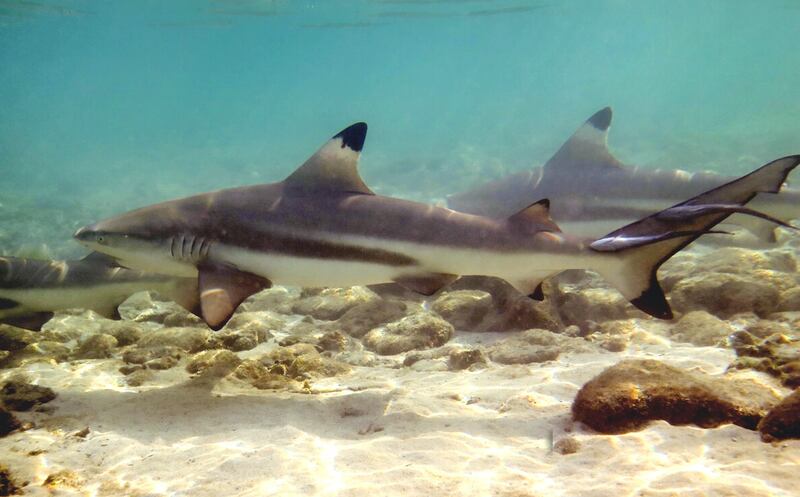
1 0 799 255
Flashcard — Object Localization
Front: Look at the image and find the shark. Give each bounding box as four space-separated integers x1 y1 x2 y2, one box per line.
72 122 800 329
0 252 198 330
447 107 800 242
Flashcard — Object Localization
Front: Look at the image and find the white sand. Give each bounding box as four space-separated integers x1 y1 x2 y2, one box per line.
1 336 797 497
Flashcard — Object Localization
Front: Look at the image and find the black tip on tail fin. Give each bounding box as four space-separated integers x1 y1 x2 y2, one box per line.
334 122 368 152
588 107 612 131
590 155 800 320
630 274 672 319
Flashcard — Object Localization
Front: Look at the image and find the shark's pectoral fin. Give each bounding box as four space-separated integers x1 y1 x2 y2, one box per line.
198 263 272 330
392 273 458 296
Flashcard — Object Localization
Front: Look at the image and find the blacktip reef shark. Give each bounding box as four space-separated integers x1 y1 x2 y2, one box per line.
72 122 800 329
0 252 198 330
447 107 800 242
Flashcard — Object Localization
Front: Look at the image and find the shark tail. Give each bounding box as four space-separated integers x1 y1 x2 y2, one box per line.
588 155 800 319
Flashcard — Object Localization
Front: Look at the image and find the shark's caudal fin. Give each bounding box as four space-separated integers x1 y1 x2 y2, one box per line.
589 155 800 319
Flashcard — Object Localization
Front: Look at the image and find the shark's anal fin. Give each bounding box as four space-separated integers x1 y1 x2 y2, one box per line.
198 263 272 330
284 122 373 195
393 273 458 296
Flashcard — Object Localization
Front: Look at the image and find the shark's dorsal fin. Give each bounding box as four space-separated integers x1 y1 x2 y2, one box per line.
543 106 624 175
507 199 561 233
284 122 374 195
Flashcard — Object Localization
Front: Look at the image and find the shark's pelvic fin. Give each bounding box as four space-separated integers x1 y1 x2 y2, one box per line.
543 106 624 175
507 198 561 233
590 155 800 319
284 122 373 195
197 263 272 330
393 273 458 296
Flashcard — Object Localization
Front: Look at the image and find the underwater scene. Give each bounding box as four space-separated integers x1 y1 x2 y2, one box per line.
1 0 800 495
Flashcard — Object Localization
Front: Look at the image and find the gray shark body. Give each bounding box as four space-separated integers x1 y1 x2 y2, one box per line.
73 123 800 329
447 107 800 242
0 252 198 330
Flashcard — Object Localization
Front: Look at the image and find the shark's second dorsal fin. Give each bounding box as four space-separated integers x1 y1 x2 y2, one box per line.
284 122 374 195
543 107 624 175
507 199 561 233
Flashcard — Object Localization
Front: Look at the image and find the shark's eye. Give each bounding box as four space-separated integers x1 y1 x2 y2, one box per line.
97 235 107 245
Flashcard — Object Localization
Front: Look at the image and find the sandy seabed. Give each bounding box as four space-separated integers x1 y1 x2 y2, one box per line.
1 332 797 497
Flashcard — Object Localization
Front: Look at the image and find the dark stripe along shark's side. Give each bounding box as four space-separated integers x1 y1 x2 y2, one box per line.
447 107 800 242
73 123 800 329
0 252 198 330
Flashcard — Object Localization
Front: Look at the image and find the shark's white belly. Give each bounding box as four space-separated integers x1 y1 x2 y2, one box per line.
0 283 150 317
212 236 600 291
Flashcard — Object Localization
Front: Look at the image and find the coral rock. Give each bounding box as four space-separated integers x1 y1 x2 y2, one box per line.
363 312 453 355
186 349 242 377
137 327 210 352
328 299 410 338
75 334 118 359
670 311 734 346
0 324 37 351
431 290 493 330
291 287 378 321
670 273 780 318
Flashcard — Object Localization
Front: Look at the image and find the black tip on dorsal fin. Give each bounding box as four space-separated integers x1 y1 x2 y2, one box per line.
334 122 368 152
587 107 612 131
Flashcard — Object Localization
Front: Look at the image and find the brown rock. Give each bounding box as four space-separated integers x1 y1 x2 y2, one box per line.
1 379 56 411
448 348 486 370
758 390 800 442
0 406 22 437
572 359 780 434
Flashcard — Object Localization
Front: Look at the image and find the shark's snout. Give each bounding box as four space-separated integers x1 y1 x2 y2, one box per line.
73 223 112 248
